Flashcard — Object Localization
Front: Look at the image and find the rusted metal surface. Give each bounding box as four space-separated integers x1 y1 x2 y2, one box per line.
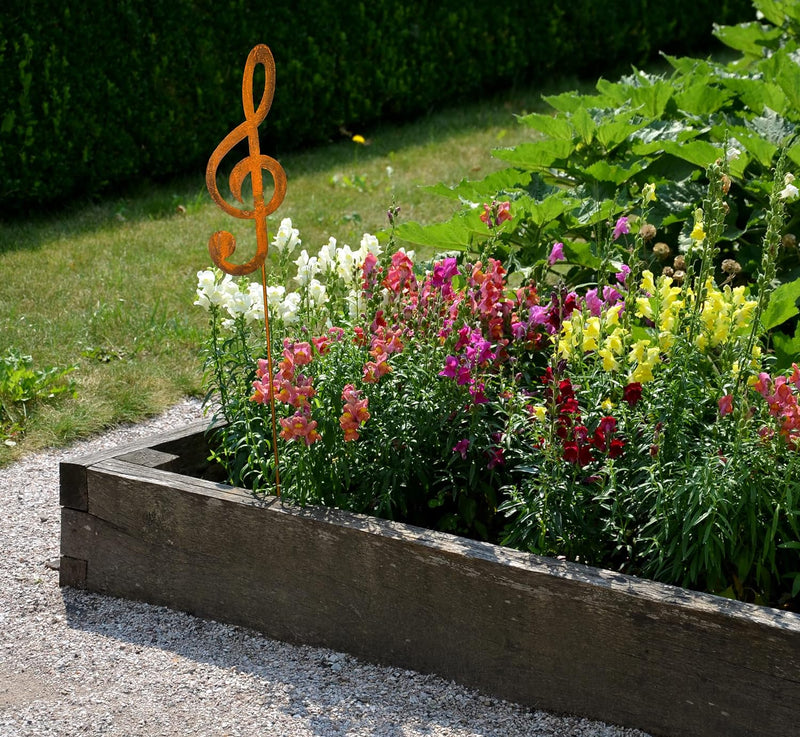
205 44 287 276
205 44 285 494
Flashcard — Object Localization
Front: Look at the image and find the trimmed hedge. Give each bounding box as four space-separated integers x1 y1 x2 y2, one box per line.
0 0 752 213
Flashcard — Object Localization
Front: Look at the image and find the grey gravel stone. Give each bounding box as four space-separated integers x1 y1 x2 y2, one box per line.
0 399 653 736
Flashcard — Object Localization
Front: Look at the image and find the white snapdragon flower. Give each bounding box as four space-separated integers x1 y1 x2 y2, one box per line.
780 173 799 201
193 269 217 310
308 279 328 307
360 233 382 258
725 144 742 162
308 278 328 307
225 288 253 319
346 288 365 321
194 269 236 310
317 237 338 273
336 244 359 285
244 283 265 324
281 292 302 324
266 285 286 311
217 277 240 314
293 249 320 286
271 217 301 254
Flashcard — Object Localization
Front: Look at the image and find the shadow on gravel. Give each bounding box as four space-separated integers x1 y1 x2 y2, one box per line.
61 586 551 737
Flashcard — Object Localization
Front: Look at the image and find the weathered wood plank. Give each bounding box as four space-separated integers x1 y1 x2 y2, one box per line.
58 553 87 589
59 419 210 510
58 453 800 737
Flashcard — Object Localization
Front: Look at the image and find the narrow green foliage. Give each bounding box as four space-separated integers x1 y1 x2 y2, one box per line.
0 350 76 443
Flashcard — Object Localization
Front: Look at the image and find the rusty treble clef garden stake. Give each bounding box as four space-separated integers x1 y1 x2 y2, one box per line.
205 44 286 496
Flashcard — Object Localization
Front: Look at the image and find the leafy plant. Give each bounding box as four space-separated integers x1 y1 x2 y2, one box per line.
0 350 76 443
396 0 800 355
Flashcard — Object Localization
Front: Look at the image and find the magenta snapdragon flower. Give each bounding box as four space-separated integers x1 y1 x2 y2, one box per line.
612 216 630 240
548 241 565 265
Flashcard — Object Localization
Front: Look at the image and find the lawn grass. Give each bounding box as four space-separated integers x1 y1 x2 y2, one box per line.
0 76 589 464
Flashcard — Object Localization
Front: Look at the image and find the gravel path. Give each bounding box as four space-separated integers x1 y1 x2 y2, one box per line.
1 399 653 737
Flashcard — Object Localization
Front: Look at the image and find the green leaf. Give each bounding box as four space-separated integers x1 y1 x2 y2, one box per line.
570 106 596 144
662 54 721 77
395 211 486 252
542 90 587 114
649 178 706 226
673 82 731 116
565 195 624 228
595 78 634 107
631 79 675 118
631 139 720 168
762 277 800 330
769 52 800 119
583 158 646 186
564 240 601 269
712 21 783 57
772 324 800 369
719 77 787 116
493 139 574 170
631 120 703 146
516 112 573 140
752 0 790 26
594 119 648 151
521 193 575 227
423 168 532 202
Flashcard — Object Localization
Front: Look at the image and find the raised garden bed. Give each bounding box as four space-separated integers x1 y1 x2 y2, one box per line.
59 420 800 737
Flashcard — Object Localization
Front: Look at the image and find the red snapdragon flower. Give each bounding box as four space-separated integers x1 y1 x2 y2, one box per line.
622 382 642 406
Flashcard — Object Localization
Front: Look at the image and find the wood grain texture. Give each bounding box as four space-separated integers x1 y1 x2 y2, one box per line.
59 426 800 737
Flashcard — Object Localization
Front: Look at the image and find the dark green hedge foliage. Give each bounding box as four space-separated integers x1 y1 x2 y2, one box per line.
0 0 753 212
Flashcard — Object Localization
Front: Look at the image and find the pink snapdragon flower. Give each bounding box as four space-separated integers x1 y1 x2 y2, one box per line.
613 216 630 240
548 241 565 265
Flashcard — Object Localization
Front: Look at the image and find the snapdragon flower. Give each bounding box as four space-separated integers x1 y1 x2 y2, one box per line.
281 292 302 324
271 217 301 254
194 269 236 310
307 278 328 307
336 244 359 285
317 237 338 273
293 249 320 286
779 173 799 201
359 233 382 259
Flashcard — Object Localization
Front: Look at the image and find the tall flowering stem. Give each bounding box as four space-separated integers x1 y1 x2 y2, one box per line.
740 151 789 381
684 159 728 348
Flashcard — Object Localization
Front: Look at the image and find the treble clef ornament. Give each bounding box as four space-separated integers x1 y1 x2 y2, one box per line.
206 44 287 275
205 44 285 495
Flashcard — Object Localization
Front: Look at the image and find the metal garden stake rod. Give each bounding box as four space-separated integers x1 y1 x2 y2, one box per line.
205 44 286 496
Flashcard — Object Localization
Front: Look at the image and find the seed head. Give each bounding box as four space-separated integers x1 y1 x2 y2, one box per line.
652 242 671 260
672 270 686 285
639 223 657 242
782 233 797 250
721 259 741 275
673 255 686 271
